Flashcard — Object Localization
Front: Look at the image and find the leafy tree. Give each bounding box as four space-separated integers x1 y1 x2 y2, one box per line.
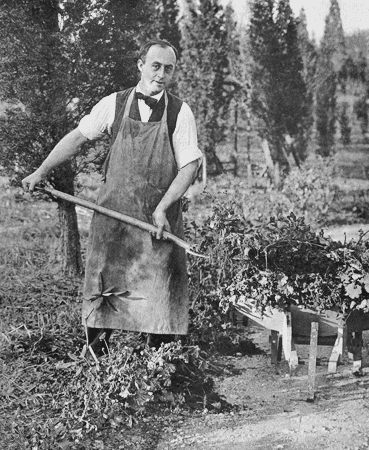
248 0 310 177
0 0 165 274
177 0 235 174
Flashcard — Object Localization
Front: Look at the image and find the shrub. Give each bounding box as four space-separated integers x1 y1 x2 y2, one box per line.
281 155 338 225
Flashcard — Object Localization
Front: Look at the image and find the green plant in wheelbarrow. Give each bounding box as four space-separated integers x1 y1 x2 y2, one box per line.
224 214 369 316
187 202 369 342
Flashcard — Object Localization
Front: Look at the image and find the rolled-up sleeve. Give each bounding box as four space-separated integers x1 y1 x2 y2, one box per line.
78 93 116 140
173 102 203 170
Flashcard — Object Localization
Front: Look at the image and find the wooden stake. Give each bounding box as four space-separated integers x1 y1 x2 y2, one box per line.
308 322 319 401
270 330 282 365
348 331 363 373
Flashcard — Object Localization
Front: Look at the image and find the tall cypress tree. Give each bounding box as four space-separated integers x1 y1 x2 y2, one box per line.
248 0 309 175
224 3 247 175
177 0 235 174
316 57 337 155
320 0 346 73
296 8 317 156
315 0 345 156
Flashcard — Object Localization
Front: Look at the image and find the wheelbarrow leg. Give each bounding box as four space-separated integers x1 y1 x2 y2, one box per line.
347 331 363 374
282 311 298 371
328 324 347 373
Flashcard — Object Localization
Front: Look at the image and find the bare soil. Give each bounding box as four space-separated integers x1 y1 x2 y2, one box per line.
154 324 369 450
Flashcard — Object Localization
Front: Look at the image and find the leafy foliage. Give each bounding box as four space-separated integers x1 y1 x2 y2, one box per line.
188 203 369 317
210 156 339 227
185 203 250 348
58 341 209 435
281 155 338 224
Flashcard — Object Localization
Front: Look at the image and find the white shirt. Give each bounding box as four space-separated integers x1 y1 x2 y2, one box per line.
78 86 202 170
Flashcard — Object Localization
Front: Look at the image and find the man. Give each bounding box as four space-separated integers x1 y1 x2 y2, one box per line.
22 39 202 352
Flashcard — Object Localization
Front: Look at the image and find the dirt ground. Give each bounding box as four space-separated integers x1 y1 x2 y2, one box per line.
154 323 369 450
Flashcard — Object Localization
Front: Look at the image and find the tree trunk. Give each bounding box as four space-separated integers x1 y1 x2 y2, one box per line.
232 101 238 176
54 160 83 275
58 199 83 275
261 139 275 182
206 148 223 175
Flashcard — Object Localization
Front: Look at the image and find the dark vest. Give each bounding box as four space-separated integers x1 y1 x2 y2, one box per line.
111 87 183 150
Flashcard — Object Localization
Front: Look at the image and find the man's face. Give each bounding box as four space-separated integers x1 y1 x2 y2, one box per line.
137 45 176 96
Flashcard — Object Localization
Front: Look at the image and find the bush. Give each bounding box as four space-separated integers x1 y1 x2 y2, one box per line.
281 155 338 225
209 156 339 228
186 202 249 348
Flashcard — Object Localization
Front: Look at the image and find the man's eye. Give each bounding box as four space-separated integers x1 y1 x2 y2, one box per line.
153 64 160 70
165 67 173 74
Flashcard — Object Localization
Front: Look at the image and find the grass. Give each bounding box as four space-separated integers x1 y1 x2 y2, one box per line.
0 186 87 448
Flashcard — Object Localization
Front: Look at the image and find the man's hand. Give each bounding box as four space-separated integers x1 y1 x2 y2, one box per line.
150 160 199 239
22 168 46 193
152 207 171 240
22 128 87 193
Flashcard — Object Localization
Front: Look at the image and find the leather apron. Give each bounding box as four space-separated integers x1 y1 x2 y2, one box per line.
82 89 189 334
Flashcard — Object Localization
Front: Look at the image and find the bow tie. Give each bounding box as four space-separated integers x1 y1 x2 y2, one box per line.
135 92 159 109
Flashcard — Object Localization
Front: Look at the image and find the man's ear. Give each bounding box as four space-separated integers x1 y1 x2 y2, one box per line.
137 59 143 73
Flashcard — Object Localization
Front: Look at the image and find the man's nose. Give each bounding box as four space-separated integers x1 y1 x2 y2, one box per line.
157 66 165 78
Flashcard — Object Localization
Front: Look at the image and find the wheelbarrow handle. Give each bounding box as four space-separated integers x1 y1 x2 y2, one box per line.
36 186 208 259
